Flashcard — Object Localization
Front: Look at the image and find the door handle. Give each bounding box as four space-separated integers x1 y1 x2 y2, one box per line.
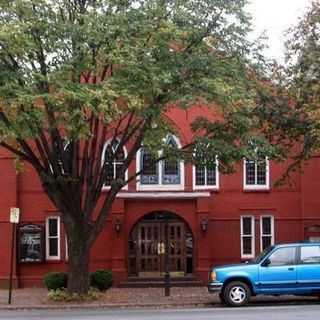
157 242 165 255
288 267 295 271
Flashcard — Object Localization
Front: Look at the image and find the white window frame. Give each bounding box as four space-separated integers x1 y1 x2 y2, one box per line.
193 157 219 190
260 215 275 252
46 216 61 260
136 135 185 191
101 139 128 191
243 157 270 190
240 215 255 259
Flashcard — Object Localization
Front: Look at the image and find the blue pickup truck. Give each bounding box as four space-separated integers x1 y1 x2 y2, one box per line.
208 242 320 307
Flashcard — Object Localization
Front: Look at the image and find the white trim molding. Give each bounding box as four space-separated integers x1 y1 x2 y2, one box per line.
116 191 210 199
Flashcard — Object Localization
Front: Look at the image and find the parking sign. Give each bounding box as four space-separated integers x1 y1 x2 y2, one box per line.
10 208 20 224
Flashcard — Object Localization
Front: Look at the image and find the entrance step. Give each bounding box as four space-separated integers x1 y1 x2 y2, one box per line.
119 276 204 288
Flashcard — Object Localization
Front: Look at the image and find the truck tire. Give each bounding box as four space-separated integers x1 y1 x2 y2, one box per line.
223 281 251 307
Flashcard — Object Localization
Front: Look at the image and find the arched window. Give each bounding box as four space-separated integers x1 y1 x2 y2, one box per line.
137 135 184 190
102 139 126 187
162 135 180 184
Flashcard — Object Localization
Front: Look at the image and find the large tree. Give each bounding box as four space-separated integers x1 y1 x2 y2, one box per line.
0 0 301 294
284 0 320 161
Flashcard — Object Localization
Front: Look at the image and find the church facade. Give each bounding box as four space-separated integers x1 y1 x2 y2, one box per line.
1 106 320 288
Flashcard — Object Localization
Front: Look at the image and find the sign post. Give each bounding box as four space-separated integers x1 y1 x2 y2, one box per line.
8 208 20 305
164 217 171 297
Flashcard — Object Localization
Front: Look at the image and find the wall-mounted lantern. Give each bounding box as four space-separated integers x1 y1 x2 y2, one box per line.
200 218 208 232
114 219 122 233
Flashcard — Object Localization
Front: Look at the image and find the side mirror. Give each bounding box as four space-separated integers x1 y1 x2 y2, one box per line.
261 258 271 267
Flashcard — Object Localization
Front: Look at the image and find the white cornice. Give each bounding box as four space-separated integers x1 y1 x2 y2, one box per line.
116 191 210 199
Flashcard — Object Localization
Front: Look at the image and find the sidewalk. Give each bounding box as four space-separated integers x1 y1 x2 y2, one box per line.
0 287 318 310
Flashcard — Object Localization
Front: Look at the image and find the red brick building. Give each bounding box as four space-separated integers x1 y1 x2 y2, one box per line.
1 106 320 288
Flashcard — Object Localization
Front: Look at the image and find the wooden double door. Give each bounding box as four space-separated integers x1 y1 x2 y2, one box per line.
128 213 193 277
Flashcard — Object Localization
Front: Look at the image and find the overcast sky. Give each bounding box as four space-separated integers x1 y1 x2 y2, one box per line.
246 0 312 62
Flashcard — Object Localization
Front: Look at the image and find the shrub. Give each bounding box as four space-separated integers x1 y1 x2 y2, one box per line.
48 287 101 302
90 269 113 291
43 272 68 290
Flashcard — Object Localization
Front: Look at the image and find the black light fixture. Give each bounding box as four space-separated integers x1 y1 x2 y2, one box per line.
200 218 208 232
114 219 122 233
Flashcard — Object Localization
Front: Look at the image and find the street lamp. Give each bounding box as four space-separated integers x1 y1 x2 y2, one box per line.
200 217 208 233
114 219 122 234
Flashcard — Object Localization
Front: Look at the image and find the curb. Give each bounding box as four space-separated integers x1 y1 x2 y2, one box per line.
0 302 214 311
0 294 319 311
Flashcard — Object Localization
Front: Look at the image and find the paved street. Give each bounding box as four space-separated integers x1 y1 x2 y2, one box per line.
1 305 320 320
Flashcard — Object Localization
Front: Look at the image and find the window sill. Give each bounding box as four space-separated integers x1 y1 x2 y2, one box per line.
241 255 254 260
136 184 185 191
102 185 128 191
116 191 210 199
45 259 63 264
243 186 270 192
193 186 219 192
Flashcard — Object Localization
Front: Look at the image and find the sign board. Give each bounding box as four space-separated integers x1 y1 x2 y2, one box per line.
18 225 44 263
10 208 20 224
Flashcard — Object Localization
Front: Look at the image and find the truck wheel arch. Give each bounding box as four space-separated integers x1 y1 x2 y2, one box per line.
222 277 255 296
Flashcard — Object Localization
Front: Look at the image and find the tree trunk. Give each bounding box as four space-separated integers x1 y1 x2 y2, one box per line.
66 222 92 294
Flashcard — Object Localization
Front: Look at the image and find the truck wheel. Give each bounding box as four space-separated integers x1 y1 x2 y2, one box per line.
223 281 251 307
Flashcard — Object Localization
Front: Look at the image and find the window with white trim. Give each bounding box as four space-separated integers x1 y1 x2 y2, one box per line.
244 157 269 190
260 216 274 251
240 216 255 258
140 148 159 184
102 139 127 188
137 135 184 190
46 216 60 260
193 159 219 189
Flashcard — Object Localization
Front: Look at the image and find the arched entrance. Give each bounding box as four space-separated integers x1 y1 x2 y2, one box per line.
128 211 194 277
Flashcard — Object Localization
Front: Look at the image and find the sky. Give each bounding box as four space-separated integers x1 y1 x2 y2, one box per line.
246 0 312 62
